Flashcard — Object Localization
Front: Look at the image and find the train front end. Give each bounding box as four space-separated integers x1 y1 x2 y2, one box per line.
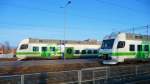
99 33 124 64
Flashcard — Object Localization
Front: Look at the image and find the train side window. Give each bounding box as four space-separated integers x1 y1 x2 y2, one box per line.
144 45 149 51
137 45 142 51
129 45 135 51
20 44 28 50
75 50 80 54
81 50 86 54
42 47 47 51
33 46 39 52
87 50 92 54
50 47 55 51
117 41 125 48
93 50 98 54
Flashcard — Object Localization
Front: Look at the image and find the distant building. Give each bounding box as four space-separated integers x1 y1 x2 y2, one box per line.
11 48 16 55
0 44 4 54
0 48 4 54
0 43 16 54
0 48 16 54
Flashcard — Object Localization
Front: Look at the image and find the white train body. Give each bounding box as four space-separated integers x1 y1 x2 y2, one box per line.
100 32 150 64
16 38 101 59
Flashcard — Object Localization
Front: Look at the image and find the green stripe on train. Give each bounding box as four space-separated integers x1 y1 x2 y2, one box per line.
101 52 150 56
16 52 61 56
112 52 136 56
16 52 41 55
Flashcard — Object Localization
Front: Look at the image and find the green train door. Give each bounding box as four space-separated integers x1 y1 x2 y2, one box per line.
143 45 149 60
41 47 50 58
137 45 149 60
64 47 74 58
137 45 143 59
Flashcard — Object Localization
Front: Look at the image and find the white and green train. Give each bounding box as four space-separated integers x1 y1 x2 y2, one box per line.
16 38 101 59
100 32 150 64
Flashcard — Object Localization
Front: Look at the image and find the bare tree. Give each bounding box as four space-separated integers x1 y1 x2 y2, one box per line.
0 43 4 49
0 43 5 54
5 41 10 50
4 41 11 54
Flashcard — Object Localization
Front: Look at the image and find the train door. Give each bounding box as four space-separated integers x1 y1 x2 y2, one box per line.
137 45 143 59
143 45 149 59
41 47 49 58
64 47 74 58
136 45 149 60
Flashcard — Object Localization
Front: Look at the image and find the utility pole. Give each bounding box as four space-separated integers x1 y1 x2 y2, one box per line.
132 27 135 34
60 1 71 60
145 25 149 40
132 27 135 39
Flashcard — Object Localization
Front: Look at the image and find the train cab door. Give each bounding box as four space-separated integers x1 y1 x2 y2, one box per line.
64 47 74 58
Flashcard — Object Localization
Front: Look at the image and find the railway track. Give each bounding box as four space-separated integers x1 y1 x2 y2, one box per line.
0 58 150 76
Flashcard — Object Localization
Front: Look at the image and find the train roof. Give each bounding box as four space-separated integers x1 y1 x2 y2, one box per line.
126 32 150 40
104 32 150 41
27 38 101 45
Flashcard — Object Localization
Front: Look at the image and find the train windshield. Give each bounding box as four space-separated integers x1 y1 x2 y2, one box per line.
101 39 115 49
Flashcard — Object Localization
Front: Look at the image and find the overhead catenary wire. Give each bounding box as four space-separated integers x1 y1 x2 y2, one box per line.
115 25 150 35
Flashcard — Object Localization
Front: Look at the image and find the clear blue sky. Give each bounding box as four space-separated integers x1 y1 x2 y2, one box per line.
0 0 150 46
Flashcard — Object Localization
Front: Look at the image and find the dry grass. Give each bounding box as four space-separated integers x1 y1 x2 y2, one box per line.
0 58 17 62
0 59 101 75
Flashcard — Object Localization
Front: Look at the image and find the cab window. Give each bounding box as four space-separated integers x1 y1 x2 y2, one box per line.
20 44 28 50
117 41 125 48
